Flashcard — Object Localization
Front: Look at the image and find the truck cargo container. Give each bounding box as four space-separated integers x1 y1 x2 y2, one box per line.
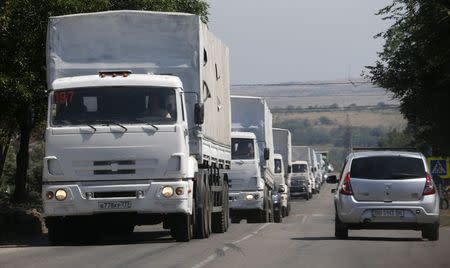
228 96 274 223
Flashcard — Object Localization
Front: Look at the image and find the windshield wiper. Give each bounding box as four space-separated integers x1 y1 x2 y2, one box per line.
134 119 159 130
84 120 128 132
86 124 97 132
107 121 128 132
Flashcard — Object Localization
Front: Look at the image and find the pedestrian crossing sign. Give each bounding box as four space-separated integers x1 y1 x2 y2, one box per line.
427 157 449 179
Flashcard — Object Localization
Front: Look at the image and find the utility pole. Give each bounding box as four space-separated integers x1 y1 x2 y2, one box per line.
344 113 352 155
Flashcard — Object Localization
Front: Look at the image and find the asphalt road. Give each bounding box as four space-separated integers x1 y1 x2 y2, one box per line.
1 184 449 268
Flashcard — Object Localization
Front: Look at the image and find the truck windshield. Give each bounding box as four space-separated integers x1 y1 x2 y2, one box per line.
231 138 255 160
292 164 307 173
274 159 282 173
51 86 177 126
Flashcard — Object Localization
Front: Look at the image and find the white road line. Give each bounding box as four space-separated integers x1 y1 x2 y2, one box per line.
0 248 22 255
301 215 308 224
191 223 270 268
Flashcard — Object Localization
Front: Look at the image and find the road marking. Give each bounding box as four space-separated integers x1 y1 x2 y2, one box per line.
191 223 270 268
301 215 308 224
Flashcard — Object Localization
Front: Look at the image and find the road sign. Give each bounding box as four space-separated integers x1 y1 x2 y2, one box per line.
427 157 449 179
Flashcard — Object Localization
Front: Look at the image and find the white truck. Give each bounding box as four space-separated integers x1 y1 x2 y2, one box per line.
290 160 312 200
310 148 322 192
292 146 316 196
228 96 275 223
42 11 231 244
273 128 292 217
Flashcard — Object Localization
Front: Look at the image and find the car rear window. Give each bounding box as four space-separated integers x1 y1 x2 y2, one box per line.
350 156 426 180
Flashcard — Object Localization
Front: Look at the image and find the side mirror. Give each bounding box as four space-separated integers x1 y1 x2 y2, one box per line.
264 148 270 160
278 186 285 193
194 103 204 125
287 165 292 174
326 175 338 184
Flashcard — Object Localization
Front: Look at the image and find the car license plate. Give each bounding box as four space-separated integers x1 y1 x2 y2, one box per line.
372 209 404 217
98 201 132 210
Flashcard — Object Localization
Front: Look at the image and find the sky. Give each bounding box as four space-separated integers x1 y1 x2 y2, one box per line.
208 0 392 84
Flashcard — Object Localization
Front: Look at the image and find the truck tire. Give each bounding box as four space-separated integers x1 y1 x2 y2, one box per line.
231 217 241 224
261 187 271 223
286 203 291 217
194 173 211 239
46 218 67 246
171 213 193 242
212 179 229 233
274 209 282 223
335 214 348 239
304 192 310 200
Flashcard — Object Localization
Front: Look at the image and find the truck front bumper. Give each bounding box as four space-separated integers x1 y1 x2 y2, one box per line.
229 190 264 210
42 180 193 216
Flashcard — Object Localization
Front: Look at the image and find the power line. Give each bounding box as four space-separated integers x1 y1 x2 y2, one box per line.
232 80 373 87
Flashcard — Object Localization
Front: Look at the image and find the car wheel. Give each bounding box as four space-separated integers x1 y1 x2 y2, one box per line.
422 223 439 241
335 214 348 239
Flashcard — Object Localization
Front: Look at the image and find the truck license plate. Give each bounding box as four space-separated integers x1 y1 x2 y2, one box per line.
372 209 404 217
98 201 132 210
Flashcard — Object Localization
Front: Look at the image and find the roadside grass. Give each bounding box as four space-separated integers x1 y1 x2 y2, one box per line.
440 210 450 227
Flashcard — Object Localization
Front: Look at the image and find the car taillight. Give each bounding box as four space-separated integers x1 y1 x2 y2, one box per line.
339 172 353 195
423 173 436 195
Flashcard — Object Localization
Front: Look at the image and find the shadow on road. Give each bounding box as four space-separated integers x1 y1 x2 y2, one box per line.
0 230 175 248
291 236 423 242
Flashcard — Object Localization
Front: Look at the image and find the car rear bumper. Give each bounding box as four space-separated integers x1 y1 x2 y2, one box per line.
336 195 440 225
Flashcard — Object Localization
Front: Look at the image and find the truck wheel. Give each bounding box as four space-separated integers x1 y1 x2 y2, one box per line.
422 223 439 241
286 203 291 217
305 193 310 200
274 209 282 223
194 174 211 239
46 218 67 246
231 217 240 224
335 214 348 239
171 213 192 242
212 179 228 233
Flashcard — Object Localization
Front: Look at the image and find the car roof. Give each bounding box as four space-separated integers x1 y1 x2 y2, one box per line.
349 150 424 160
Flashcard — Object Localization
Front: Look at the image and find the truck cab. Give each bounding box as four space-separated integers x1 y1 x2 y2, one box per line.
290 161 313 200
274 154 289 218
228 132 272 223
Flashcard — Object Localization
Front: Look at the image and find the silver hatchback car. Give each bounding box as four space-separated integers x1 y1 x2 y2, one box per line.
328 150 440 240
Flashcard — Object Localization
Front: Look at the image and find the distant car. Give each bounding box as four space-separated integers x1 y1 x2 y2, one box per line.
328 150 440 241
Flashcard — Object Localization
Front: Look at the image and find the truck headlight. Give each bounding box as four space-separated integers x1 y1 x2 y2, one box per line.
48 159 63 175
55 189 67 201
245 194 254 200
161 186 174 198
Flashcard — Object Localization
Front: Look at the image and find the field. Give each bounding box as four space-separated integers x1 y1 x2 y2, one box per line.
274 107 406 129
231 81 399 108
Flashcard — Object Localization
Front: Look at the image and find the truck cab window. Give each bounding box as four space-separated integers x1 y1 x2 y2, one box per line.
231 138 255 160
52 86 177 126
292 164 307 173
274 159 282 173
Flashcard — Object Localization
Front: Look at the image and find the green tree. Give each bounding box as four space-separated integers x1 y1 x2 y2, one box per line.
0 0 209 202
378 128 413 148
367 0 450 155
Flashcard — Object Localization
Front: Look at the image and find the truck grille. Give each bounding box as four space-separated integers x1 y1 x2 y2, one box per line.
73 159 157 177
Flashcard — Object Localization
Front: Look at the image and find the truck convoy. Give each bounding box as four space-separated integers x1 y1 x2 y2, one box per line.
228 96 275 223
43 11 231 244
273 128 292 217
